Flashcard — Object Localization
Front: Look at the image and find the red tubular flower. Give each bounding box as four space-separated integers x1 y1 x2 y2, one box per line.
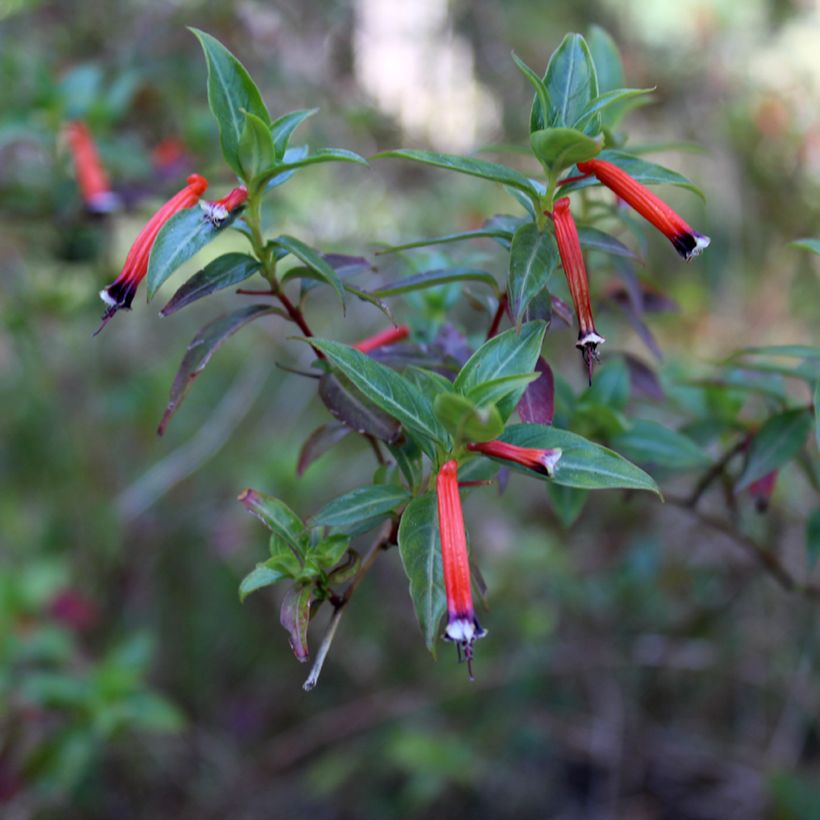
200 185 248 226
97 173 208 333
436 460 486 679
467 440 562 477
353 324 410 353
549 197 605 382
576 158 710 260
64 121 120 213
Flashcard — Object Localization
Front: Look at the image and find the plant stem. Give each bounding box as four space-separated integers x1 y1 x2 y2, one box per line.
487 293 508 339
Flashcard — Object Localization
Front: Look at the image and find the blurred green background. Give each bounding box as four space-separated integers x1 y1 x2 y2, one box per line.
1 0 819 817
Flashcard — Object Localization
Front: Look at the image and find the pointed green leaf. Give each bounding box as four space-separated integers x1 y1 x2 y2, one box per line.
239 562 288 602
736 408 813 491
258 147 368 189
238 488 305 548
501 424 661 494
372 267 498 297
455 322 547 419
272 234 346 308
433 392 504 443
271 108 318 158
530 127 603 172
158 305 275 434
792 239 820 256
190 28 270 177
239 109 276 182
375 226 514 255
508 223 558 326
160 253 261 317
511 51 549 133
311 485 410 529
397 493 446 653
308 339 450 456
147 205 238 299
577 226 638 258
466 372 540 408
587 25 624 93
373 149 540 203
612 420 712 471
318 373 402 444
280 583 313 662
548 482 588 527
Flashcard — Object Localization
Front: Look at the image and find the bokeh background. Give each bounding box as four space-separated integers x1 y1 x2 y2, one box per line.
1 0 819 817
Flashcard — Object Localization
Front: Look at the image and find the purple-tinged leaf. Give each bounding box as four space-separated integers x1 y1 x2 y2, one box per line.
516 357 555 424
434 323 473 368
237 488 306 549
625 354 664 400
158 305 275 434
297 422 352 476
322 253 373 274
160 253 262 317
280 584 313 662
318 373 402 444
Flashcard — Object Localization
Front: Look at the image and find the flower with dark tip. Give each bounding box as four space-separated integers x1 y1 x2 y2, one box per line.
576 158 710 260
64 121 120 214
467 440 562 477
96 173 208 333
200 184 248 227
353 324 410 353
436 459 486 679
549 197 605 382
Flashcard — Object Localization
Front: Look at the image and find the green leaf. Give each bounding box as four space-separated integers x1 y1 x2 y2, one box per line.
271 108 318 158
272 234 346 308
729 345 820 359
791 238 820 255
158 305 275 434
239 562 288 602
612 420 712 471
311 485 410 529
259 147 368 188
238 488 306 550
501 424 661 494
190 28 270 177
807 508 820 569
537 33 599 132
372 267 498 297
466 372 540 408
309 534 351 570
375 226 514 255
587 25 624 93
318 373 402 444
455 322 547 420
548 482 588 527
561 149 704 198
309 339 450 456
508 223 558 326
577 226 638 258
433 392 504 443
580 356 630 410
160 253 261 317
239 110 276 183
511 51 549 134
736 408 813 491
530 127 603 172
147 205 236 300
372 149 540 203
280 583 313 662
574 88 654 131
397 493 446 653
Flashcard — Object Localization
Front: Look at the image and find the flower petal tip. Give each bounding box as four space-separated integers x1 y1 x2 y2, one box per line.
674 231 711 261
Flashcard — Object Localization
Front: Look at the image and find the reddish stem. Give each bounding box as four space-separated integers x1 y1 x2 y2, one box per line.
487 293 508 339
277 290 325 359
557 173 591 187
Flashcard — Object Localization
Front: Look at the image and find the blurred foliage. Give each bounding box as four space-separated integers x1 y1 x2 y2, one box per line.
0 0 819 818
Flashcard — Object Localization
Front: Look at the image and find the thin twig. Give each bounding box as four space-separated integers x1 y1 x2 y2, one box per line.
687 436 748 507
665 495 820 599
302 520 396 691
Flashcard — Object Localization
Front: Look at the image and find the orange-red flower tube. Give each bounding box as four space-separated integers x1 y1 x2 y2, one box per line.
436 459 486 679
200 185 248 226
576 158 710 260
353 324 410 353
97 173 208 332
549 197 604 381
467 440 562 477
64 121 120 214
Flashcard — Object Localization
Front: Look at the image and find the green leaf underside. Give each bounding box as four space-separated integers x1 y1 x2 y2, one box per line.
501 424 661 494
373 267 498 297
373 149 540 201
238 489 305 549
258 148 367 188
318 373 402 444
190 28 270 177
466 372 540 408
577 226 638 258
530 128 602 171
147 206 234 300
612 419 712 471
398 493 446 653
158 305 275 434
376 227 514 255
272 234 346 307
561 149 704 198
271 108 318 159
309 338 450 457
311 485 410 528
161 253 261 317
508 224 558 326
455 322 547 420
736 408 812 491
239 110 276 182
240 563 286 602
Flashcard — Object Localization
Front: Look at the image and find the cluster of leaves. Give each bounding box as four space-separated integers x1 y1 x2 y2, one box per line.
100 27 818 680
